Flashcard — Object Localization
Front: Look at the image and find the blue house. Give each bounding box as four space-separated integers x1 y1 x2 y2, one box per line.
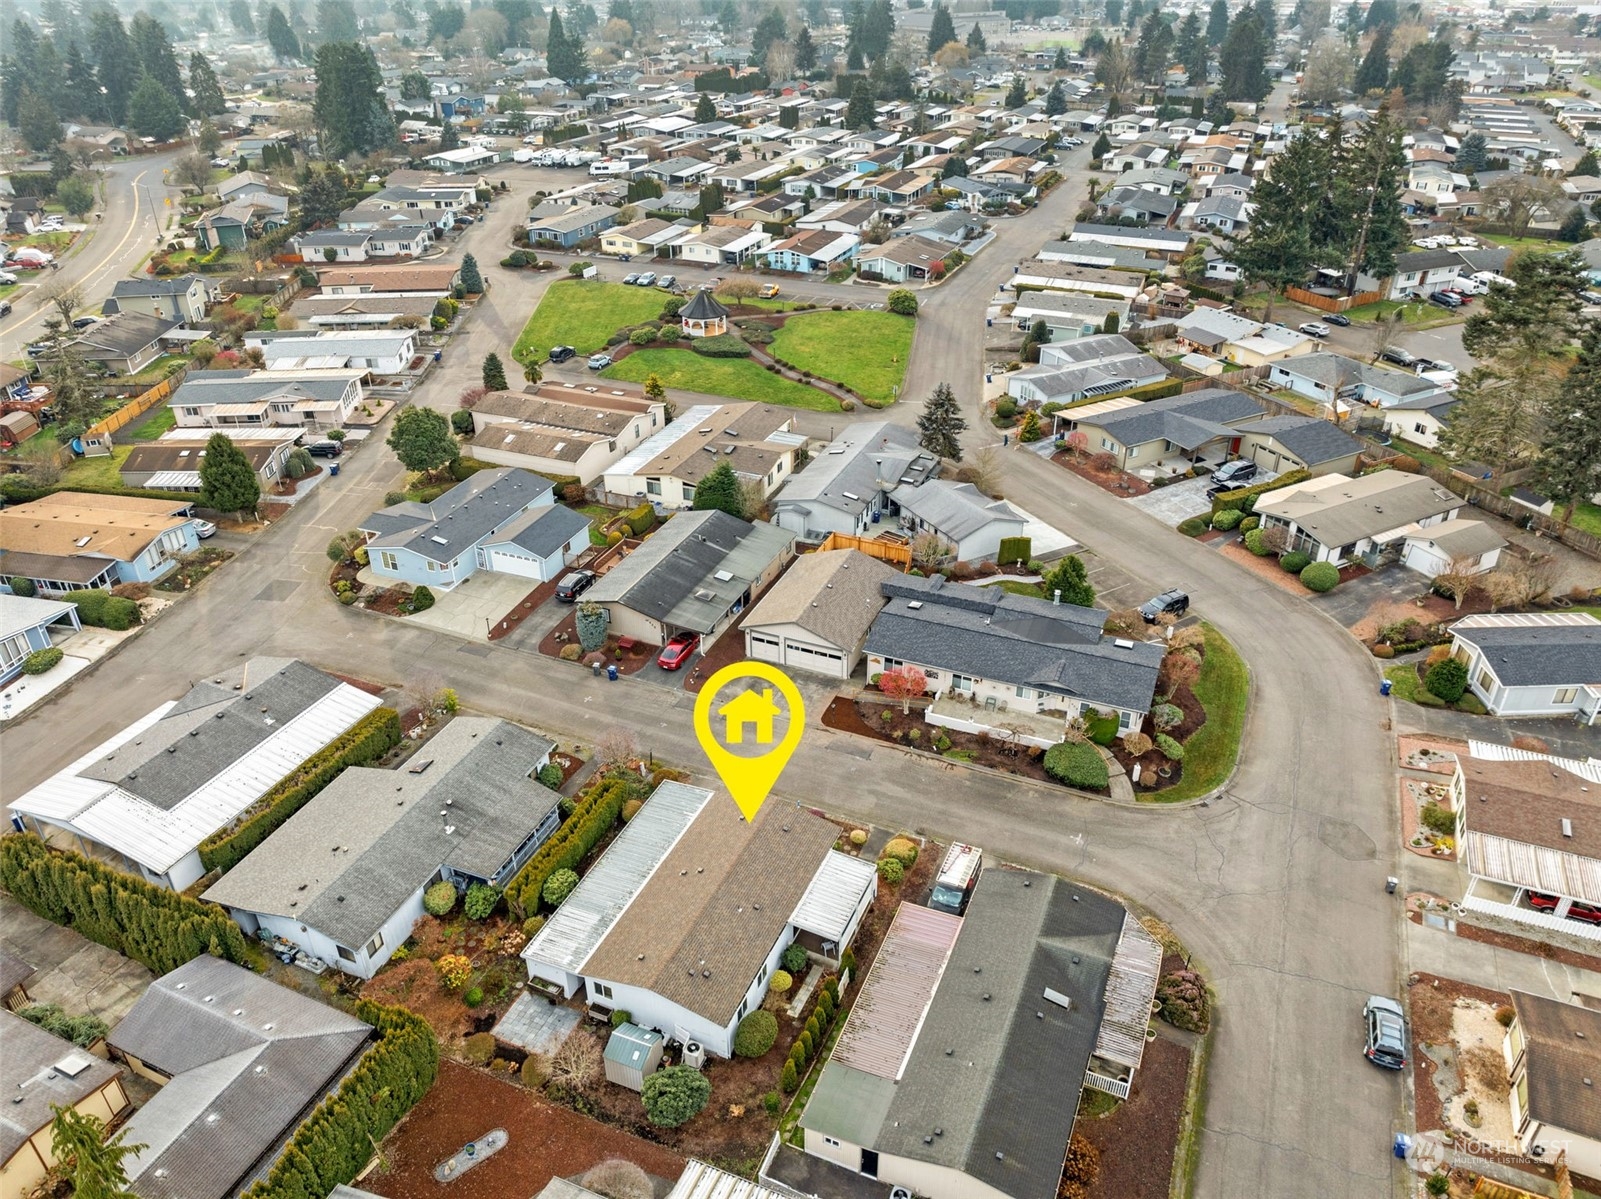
763 229 858 273
359 467 592 590
526 203 620 249
0 493 200 594
0 594 82 684
436 95 489 120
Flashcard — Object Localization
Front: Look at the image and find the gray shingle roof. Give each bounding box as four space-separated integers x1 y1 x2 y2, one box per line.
1 1011 123 1165
678 289 730 322
109 958 371 1199
893 480 1025 543
1452 622 1601 688
865 577 1162 713
204 718 556 948
485 502 593 558
111 275 208 299
170 370 358 410
1236 414 1362 465
773 421 938 521
360 468 557 564
1079 387 1263 451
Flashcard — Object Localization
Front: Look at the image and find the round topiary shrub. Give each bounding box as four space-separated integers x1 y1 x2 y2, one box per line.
1210 508 1243 531
840 399 855 411
1299 561 1340 592
542 868 580 907
582 1160 653 1199
768 969 793 995
1371 643 1396 659
1177 517 1209 537
21 647 63 675
1243 528 1271 556
848 828 868 846
522 915 546 938
1151 702 1183 731
1154 733 1185 761
734 1009 779 1058
559 643 582 661
1425 657 1469 703
782 943 809 973
630 325 659 345
609 1008 633 1027
622 799 643 821
522 1052 552 1086
463 986 485 1008
409 585 436 612
463 1031 495 1062
464 882 502 920
1240 515 1260 531
9 576 37 597
641 1064 712 1128
424 881 457 916
1280 550 1311 574
880 837 918 866
1044 741 1110 789
878 857 904 884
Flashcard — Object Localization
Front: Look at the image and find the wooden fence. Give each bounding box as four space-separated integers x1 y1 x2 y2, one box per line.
1412 464 1601 561
1284 285 1384 313
81 365 190 455
817 531 913 568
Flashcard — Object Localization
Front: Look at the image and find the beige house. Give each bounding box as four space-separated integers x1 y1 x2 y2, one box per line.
1254 471 1466 567
1504 991 1601 1179
468 383 668 484
1 1012 130 1199
741 549 899 679
600 401 801 510
1066 387 1265 478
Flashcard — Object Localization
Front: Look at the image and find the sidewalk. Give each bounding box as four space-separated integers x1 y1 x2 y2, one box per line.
1403 912 1596 1002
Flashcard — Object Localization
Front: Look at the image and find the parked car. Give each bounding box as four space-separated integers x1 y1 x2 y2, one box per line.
657 631 701 670
192 518 217 539
1581 289 1601 305
1139 589 1190 622
1324 312 1351 326
1379 347 1416 367
0 270 19 284
211 156 232 168
636 272 657 287
656 274 677 290
1363 995 1408 1069
1207 459 1259 492
454 215 474 226
759 283 781 298
1298 321 1331 338
1428 290 1463 309
555 569 597 602
306 440 343 458
1528 892 1601 924
623 273 640 285
587 353 613 370
71 315 99 329
548 345 576 363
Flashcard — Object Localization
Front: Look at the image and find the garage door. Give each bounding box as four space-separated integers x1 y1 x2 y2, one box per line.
485 549 547 580
747 631 847 678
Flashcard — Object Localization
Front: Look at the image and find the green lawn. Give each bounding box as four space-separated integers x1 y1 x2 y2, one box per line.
769 310 915 405
1384 436 1454 473
60 445 133 488
120 354 190 384
602 349 842 411
513 280 673 363
1569 500 1601 538
1480 233 1563 250
1340 298 1463 329
1383 663 1488 713
1149 624 1249 804
126 405 177 440
990 579 1045 597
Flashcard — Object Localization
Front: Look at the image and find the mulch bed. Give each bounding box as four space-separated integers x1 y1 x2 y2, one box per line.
1051 450 1153 497
1074 1035 1192 1199
268 464 324 497
1453 920 1601 974
1407 973 1509 1152
365 587 414 617
487 578 560 641
536 611 657 675
819 697 1073 788
1105 677 1204 792
366 1061 686 1199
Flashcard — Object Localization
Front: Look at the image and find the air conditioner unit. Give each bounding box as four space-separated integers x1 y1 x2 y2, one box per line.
682 1041 706 1069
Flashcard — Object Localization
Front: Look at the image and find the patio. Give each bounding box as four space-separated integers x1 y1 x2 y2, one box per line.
924 692 1066 748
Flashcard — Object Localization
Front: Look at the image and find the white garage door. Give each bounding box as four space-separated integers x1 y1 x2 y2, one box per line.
749 631 847 679
485 549 548 580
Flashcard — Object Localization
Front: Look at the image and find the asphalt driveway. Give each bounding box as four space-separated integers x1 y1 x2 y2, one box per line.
1310 565 1428 630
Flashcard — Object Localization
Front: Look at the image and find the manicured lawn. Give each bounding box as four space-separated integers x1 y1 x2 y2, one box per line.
512 280 672 363
602 348 842 411
120 354 190 384
1568 500 1601 538
1480 233 1564 250
991 579 1044 597
1150 624 1249 803
126 404 176 440
1340 298 1463 329
1383 663 1489 713
769 310 914 405
60 445 133 489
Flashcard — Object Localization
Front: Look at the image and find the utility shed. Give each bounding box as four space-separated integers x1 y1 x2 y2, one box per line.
604 1023 664 1091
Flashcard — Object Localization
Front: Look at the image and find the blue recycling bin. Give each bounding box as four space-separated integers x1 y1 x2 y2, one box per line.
433 350 442 363
1393 1134 1411 1161
607 664 618 681
1380 679 1392 697
329 462 340 476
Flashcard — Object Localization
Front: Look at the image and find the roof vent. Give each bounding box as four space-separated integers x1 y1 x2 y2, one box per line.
1563 819 1574 838
982 993 991 1001
907 600 923 609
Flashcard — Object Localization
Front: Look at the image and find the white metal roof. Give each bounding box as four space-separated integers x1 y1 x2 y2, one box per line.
667 1160 793 1199
206 402 272 416
522 781 711 975
1463 831 1601 905
1467 740 1601 776
0 594 79 642
606 405 721 478
9 703 173 822
789 850 878 942
143 471 202 489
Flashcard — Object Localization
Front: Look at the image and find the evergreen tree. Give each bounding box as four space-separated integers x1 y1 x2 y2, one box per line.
751 4 788 66
265 4 302 59
966 21 987 52
1055 45 1068 69
1133 10 1174 82
1091 130 1112 159
460 253 483 292
846 77 875 128
1005 73 1026 107
229 0 256 32
1534 321 1601 523
317 0 360 41
1042 554 1095 606
1390 36 1454 105
131 15 185 110
1572 149 1600 178
1206 0 1229 44
399 70 432 101
387 405 460 473
313 41 396 158
1353 24 1390 92
1175 10 1207 83
1218 8 1269 100
199 433 262 517
62 42 101 122
301 166 348 227
794 24 817 71
1252 0 1276 42
88 9 137 124
1232 124 1325 289
1455 130 1488 173
1336 109 1407 284
858 0 894 60
1363 0 1397 30
482 352 508 390
927 2 956 53
17 88 63 152
1558 206 1589 242
189 53 227 116
695 90 716 122
198 119 223 155
918 382 966 461
691 461 744 517
50 1106 145 1199
546 7 587 84
1044 79 1066 115
127 72 184 140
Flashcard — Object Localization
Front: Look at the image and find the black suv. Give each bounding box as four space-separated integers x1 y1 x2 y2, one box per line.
1379 347 1416 368
307 440 343 458
555 569 597 602
548 345 576 363
1139 590 1190 623
1207 460 1258 493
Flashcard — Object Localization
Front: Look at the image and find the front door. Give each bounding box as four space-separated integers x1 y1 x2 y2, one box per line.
860 1151 879 1178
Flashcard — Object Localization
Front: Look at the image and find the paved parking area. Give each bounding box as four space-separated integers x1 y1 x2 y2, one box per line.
1079 548 1155 614
1004 501 1078 559
1309 566 1424 630
0 895 153 1024
1124 476 1222 525
370 572 544 642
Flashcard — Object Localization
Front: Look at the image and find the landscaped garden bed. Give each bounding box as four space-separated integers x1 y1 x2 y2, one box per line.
152 547 233 592
819 695 1073 787
1072 1036 1192 1199
1051 447 1152 496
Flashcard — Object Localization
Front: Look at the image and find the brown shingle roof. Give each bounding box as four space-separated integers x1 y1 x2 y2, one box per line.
1458 756 1601 858
316 262 460 291
0 494 191 560
583 802 839 1026
122 441 283 474
741 550 898 653
1510 990 1601 1140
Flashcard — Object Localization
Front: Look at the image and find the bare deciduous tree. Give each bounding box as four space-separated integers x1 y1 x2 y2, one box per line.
1431 557 1483 610
594 727 640 769
715 278 762 301
549 1032 601 1091
962 445 1003 497
909 531 954 571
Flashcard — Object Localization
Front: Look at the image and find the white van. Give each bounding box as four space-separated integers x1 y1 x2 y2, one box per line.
589 159 632 178
929 843 982 916
513 148 535 163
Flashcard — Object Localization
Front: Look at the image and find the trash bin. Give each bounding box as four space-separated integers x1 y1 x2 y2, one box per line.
1386 877 1399 894
592 661 601 677
433 350 442 363
1380 679 1392 696
607 664 618 681
329 462 340 476
1393 1134 1412 1161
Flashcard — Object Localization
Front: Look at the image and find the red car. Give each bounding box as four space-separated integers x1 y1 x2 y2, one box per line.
1529 892 1601 924
657 632 700 670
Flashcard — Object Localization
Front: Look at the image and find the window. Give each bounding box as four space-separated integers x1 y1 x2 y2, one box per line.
1477 668 1494 691
952 674 975 693
646 478 662 496
337 945 357 962
1016 685 1033 699
366 932 384 956
593 982 613 1000
1414 423 1428 435
0 633 30 671
380 551 398 571
823 1136 841 1148
881 657 903 671
1555 687 1578 704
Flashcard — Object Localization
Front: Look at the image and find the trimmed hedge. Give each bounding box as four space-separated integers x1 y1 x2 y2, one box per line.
64 589 141 631
1210 468 1311 515
508 769 635 917
1280 550 1311 573
1209 508 1243 531
1116 378 1185 402
1299 561 1339 592
22 647 64 675
241 1001 438 1199
624 502 656 536
0 476 204 506
1043 741 1109 789
690 333 752 358
199 707 402 873
996 535 1032 565
0 833 251 975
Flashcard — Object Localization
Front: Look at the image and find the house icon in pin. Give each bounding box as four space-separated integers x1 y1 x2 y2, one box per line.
717 687 782 745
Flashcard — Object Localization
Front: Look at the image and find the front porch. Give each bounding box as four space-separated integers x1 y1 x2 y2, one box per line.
924 692 1065 749
1459 876 1601 943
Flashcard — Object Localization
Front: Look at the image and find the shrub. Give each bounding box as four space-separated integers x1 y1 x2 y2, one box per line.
542 868 580 907
464 883 501 920
1371 643 1396 658
1157 968 1209 1032
1177 517 1208 537
63 588 140 631
18 1004 110 1047
435 954 471 990
522 1053 552 1085
408 585 436 612
1240 515 1260 531
641 1065 711 1128
781 1058 799 1092
1243 528 1271 556
690 333 752 357
1426 658 1468 703
769 969 793 995
734 1009 779 1057
463 986 485 1008
560 643 582 661
1426 1174 1449 1197
622 799 643 821
994 397 1018 420
1210 508 1243 531
1086 711 1120 745
817 989 835 1021
1495 1004 1516 1028
629 325 659 345
609 1008 633 1028
1121 731 1153 757
1280 551 1311 574
782 943 809 973
877 857 904 884
1299 562 1339 592
1420 801 1455 834
21 647 64 675
1044 741 1109 789
796 1030 813 1059
9 576 37 596
886 288 918 316
1151 703 1182 731
880 837 919 866
1154 733 1185 761
523 915 546 938
537 763 563 790
583 1161 653 1199
423 881 458 916
763 1089 781 1114
464 1031 495 1062
849 829 868 846
450 409 475 434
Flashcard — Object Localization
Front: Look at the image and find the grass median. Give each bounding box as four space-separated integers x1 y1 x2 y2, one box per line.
769 309 914 405
512 280 674 363
1148 623 1248 803
602 348 842 411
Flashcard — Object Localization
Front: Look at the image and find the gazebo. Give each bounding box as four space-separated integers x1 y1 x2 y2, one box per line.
678 289 730 337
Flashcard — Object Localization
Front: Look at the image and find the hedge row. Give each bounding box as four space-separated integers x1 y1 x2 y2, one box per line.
198 707 402 874
508 769 633 918
0 476 204 506
1116 378 1185 403
240 1000 438 1199
0 833 252 975
1209 467 1311 515
63 589 141 631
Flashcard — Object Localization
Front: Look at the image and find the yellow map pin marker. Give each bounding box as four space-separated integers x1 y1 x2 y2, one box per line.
693 661 806 822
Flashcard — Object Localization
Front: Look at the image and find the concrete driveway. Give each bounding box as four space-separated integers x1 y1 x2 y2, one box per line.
1125 476 1223 525
1004 501 1078 559
401 573 542 642
0 895 153 1025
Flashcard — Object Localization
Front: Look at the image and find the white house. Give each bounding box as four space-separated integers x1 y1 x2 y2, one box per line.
1504 991 1601 1179
769 422 939 542
1448 613 1601 724
243 329 418 374
169 369 367 432
891 480 1027 564
1399 519 1504 580
1253 471 1466 567
522 781 877 1059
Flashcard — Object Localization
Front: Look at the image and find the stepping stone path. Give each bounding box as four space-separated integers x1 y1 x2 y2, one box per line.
433 1129 508 1182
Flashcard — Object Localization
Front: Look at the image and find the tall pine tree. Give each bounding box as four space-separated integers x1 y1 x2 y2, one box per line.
926 2 956 52
1534 321 1601 522
189 52 227 116
200 432 262 517
918 382 967 461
